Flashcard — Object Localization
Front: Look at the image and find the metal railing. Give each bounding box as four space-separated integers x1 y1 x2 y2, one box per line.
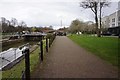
1 34 56 79
0 43 29 70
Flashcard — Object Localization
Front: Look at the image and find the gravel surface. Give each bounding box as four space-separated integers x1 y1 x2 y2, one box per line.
31 36 118 78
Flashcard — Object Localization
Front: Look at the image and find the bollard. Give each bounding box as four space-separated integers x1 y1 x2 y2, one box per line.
46 38 48 52
23 48 30 80
40 40 43 61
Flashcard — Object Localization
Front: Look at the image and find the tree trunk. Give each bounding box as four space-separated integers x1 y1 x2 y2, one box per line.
99 3 102 37
95 13 99 37
94 3 100 37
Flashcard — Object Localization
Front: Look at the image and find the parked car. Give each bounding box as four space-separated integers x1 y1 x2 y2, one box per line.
102 32 112 36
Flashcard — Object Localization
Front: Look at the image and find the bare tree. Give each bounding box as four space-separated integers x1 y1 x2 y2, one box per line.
0 17 29 33
17 21 27 32
80 0 99 36
10 18 18 27
80 0 110 37
6 20 10 27
0 18 2 33
99 1 110 36
19 21 27 27
1 17 7 33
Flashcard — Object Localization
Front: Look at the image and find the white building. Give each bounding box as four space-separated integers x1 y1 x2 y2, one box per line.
117 10 120 26
102 1 120 28
102 16 109 28
109 11 118 27
118 1 120 10
102 10 120 28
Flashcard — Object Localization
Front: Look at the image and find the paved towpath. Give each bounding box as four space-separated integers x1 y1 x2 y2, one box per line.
32 36 118 78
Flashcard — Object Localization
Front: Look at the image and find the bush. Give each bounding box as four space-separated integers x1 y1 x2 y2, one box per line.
46 33 56 46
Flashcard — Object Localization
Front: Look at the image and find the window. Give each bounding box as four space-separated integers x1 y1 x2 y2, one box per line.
118 16 120 21
112 18 115 22
112 24 115 27
118 23 120 26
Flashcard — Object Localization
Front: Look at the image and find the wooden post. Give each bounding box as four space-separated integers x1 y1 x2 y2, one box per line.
24 48 30 80
40 40 43 61
14 48 16 60
49 38 51 48
46 38 48 52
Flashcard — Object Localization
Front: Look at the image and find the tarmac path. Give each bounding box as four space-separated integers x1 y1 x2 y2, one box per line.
31 36 118 78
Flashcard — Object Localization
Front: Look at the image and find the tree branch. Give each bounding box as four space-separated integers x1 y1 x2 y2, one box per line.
90 7 95 13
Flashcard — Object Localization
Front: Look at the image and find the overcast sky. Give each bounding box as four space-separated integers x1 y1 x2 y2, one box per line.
0 0 119 29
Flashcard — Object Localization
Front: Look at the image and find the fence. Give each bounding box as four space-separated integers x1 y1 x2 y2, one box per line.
0 43 29 70
1 33 56 80
40 33 56 62
22 34 56 80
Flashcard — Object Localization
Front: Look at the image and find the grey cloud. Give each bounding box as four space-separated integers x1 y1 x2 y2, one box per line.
0 0 119 29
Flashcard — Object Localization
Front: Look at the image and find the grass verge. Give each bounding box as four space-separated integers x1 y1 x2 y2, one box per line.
68 34 119 66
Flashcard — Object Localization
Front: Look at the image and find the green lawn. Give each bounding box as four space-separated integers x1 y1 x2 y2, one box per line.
68 34 119 66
